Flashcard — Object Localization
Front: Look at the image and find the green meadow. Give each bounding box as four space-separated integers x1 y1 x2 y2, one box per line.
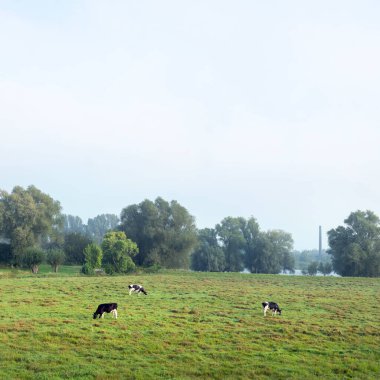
0 270 379 379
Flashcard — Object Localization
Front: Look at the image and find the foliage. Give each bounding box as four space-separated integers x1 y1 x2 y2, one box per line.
83 243 102 271
248 229 294 274
46 248 66 273
328 210 380 277
191 228 225 271
194 217 295 274
119 197 197 269
86 214 119 244
0 242 12 263
0 272 379 379
22 247 45 273
101 231 137 274
63 213 119 245
81 262 95 275
293 249 331 270
307 261 319 276
216 217 250 272
0 185 63 266
62 214 86 235
63 232 92 265
318 261 333 276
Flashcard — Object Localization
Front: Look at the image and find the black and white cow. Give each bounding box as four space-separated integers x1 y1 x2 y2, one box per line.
262 301 282 316
128 284 147 295
93 303 118 319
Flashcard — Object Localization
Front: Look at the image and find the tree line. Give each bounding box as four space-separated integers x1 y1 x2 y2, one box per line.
1 185 379 277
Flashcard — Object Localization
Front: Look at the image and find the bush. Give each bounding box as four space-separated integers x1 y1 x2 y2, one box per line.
47 249 66 273
307 261 318 276
23 247 45 274
81 263 95 275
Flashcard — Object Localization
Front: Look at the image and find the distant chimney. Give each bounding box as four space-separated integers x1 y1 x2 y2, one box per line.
319 226 322 257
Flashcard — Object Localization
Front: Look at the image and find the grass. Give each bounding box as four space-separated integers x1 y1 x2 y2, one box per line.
0 264 82 278
0 271 379 379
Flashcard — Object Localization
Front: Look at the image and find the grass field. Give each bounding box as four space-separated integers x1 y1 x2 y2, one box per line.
0 270 379 379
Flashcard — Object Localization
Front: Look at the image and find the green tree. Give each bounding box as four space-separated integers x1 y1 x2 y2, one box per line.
46 249 66 273
101 231 138 274
191 228 225 272
83 243 103 271
293 249 330 271
216 217 247 272
318 261 332 276
324 262 333 275
23 247 45 274
63 232 92 264
327 210 380 277
87 214 119 244
0 186 63 265
242 217 261 273
0 242 12 264
119 197 197 269
266 230 294 273
63 214 86 234
246 232 275 273
307 261 318 276
245 225 294 274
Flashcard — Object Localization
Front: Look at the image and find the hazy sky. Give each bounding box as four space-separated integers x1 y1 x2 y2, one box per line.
1 1 379 250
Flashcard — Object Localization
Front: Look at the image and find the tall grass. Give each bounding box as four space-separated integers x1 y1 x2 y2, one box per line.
0 271 379 379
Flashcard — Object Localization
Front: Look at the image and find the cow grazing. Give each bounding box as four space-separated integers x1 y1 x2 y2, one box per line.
262 301 282 316
128 284 147 295
93 303 118 319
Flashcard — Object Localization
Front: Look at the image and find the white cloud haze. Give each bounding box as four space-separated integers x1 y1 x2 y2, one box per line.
1 0 380 250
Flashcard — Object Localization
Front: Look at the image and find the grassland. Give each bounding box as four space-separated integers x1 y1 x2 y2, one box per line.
0 270 379 379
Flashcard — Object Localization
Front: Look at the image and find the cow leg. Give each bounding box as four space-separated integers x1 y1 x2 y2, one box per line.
263 305 268 316
114 309 118 319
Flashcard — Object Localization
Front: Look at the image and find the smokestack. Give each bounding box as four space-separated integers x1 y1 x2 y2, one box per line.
319 226 322 257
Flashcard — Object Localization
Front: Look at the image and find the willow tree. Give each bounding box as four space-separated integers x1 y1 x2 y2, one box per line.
0 185 63 266
328 210 380 277
119 197 197 269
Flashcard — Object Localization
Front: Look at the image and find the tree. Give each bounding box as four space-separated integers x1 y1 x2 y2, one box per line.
63 232 92 264
245 227 294 274
0 242 12 264
63 214 86 235
293 249 330 271
87 214 119 244
216 217 247 272
266 230 294 273
307 261 318 276
323 262 333 275
328 210 380 277
191 216 294 274
191 228 225 272
0 186 63 265
23 247 45 274
242 217 261 273
82 243 103 274
101 231 138 274
318 261 332 276
119 197 197 269
46 249 66 273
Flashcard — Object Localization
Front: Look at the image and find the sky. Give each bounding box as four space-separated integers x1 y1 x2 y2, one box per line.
1 0 379 251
